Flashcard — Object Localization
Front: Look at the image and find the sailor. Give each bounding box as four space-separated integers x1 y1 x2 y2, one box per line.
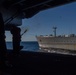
10 26 23 56
0 12 10 74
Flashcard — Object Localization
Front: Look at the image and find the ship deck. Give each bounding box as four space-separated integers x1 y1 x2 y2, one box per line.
1 49 76 75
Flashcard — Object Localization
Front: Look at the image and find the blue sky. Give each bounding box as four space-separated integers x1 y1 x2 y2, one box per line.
6 2 76 41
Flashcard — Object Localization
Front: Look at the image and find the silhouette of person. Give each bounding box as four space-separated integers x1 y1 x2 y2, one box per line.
11 26 23 56
0 12 8 72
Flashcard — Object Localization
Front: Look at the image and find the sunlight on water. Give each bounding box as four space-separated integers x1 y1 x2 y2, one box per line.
40 48 76 56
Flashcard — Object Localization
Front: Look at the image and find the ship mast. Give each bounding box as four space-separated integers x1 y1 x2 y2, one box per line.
53 27 57 37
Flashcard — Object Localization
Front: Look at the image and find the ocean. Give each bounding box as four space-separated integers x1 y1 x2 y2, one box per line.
6 41 76 55
6 41 39 52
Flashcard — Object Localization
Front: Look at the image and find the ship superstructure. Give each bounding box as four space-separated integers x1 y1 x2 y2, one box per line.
36 27 76 51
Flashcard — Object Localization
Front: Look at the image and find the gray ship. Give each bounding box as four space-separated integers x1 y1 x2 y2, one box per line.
36 27 76 51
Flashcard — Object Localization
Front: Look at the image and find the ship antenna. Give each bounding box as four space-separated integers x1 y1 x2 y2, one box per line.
53 27 57 37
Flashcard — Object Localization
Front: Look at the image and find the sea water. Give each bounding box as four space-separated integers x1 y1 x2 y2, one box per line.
6 41 76 55
6 41 39 52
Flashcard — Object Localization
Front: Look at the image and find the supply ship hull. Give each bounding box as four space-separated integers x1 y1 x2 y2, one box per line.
36 36 76 51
